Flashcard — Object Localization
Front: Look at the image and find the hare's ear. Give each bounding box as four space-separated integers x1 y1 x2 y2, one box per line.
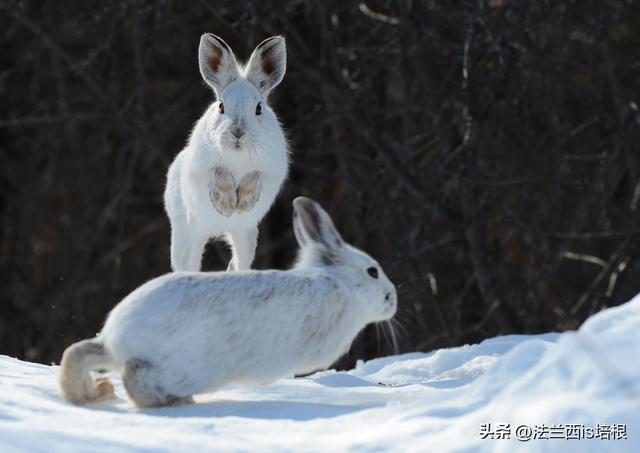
293 197 344 256
199 34 239 96
246 36 286 96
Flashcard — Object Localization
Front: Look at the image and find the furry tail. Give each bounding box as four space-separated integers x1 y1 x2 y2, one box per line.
59 339 116 405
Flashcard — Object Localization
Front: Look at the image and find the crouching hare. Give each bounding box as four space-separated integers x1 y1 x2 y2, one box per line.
164 34 289 271
59 197 397 408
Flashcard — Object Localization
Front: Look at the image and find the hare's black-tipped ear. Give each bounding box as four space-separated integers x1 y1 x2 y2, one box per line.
198 34 239 96
246 36 286 95
292 197 344 255
292 206 309 248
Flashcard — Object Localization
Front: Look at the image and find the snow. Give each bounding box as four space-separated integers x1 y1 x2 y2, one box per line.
1 295 639 452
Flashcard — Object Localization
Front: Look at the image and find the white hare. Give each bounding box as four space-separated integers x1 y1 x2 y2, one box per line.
164 34 289 271
59 197 397 408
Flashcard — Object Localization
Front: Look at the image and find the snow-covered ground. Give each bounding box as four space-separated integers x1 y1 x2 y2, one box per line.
1 295 638 452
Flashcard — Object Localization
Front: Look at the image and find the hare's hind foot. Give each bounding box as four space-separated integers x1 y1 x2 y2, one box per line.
59 340 117 405
93 376 116 402
123 358 193 408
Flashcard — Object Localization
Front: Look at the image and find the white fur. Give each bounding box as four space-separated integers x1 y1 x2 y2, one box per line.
165 34 289 271
59 197 397 407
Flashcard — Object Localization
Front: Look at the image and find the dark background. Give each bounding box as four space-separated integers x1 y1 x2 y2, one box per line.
1 0 639 367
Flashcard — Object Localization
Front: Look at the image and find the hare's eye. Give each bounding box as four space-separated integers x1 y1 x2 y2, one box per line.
218 102 224 114
367 267 379 279
255 102 262 115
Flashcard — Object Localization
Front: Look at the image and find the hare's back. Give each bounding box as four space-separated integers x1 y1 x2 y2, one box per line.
100 270 335 358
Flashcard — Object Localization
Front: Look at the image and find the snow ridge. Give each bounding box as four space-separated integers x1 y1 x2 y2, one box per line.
1 295 639 452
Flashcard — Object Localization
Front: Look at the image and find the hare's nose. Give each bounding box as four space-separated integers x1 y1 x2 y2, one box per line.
231 127 244 139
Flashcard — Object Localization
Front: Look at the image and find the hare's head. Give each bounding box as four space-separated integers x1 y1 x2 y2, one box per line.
198 34 286 152
292 197 397 323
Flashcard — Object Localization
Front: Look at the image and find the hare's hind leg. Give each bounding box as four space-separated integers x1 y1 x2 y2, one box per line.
226 226 258 271
123 359 194 408
59 340 117 404
169 219 209 272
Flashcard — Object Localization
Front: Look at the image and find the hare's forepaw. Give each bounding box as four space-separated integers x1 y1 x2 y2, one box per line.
209 166 237 217
236 171 263 213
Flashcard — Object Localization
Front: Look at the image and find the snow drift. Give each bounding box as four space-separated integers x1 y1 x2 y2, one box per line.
1 294 638 452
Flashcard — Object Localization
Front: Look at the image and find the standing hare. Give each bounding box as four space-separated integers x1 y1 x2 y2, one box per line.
59 197 397 408
164 34 289 271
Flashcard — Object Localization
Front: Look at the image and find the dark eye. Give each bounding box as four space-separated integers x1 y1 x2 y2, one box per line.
367 267 379 279
255 102 262 115
219 102 224 114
